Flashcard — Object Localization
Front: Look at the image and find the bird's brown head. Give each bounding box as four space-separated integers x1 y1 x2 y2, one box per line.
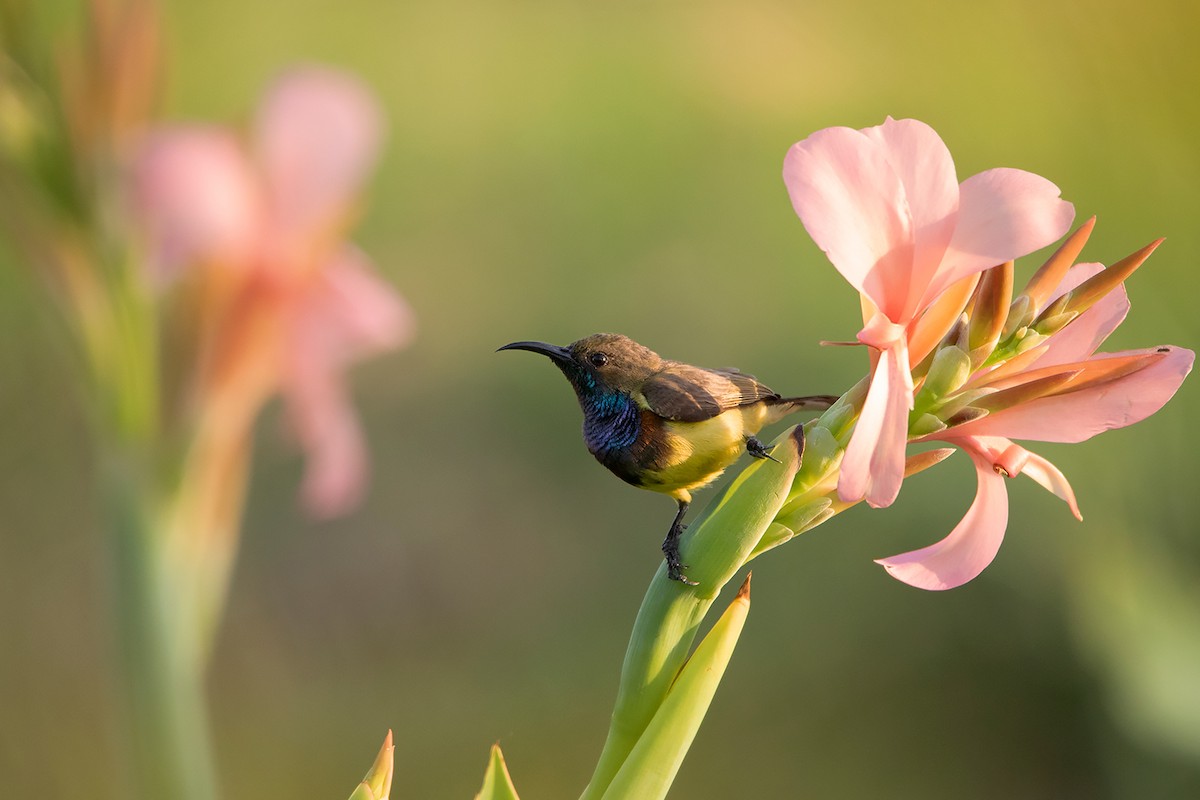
498 332 663 400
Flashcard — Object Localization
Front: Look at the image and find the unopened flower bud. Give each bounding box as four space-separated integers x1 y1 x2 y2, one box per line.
968 261 1013 353
791 424 841 496
1012 329 1046 355
944 406 989 427
913 345 971 412
1000 294 1034 341
1062 239 1162 318
909 412 947 438
1033 310 1078 337
773 498 834 538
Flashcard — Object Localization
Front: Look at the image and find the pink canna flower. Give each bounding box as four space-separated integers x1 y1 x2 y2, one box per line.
877 233 1193 590
783 117 1075 508
130 66 413 517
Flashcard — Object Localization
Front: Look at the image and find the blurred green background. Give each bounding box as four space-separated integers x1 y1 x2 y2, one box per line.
3 0 1199 797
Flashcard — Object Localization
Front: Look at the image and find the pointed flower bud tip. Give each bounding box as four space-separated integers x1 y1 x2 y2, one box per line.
1062 238 1163 317
1022 216 1097 313
968 261 1014 352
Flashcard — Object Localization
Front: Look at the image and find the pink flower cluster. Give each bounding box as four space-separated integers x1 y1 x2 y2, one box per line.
784 117 1192 590
131 67 413 517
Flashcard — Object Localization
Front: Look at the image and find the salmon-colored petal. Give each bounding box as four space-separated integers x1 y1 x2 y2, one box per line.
255 66 383 237
128 126 258 282
838 343 912 507
315 246 416 362
783 125 914 318
876 445 1009 590
295 380 366 518
952 346 1194 443
864 118 960 321
282 247 413 518
1021 451 1082 520
907 272 978 366
928 168 1074 307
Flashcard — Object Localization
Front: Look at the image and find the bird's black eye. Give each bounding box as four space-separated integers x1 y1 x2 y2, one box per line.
589 351 609 367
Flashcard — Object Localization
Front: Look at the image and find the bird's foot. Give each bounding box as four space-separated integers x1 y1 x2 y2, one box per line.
746 436 780 463
666 561 700 586
662 528 699 586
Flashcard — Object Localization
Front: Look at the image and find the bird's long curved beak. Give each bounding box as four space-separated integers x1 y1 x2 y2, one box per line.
497 340 573 365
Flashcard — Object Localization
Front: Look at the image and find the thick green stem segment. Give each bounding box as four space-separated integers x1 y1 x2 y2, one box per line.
579 429 802 800
600 576 752 800
107 458 220 800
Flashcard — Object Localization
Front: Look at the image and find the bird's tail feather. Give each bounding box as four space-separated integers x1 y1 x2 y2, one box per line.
775 394 840 412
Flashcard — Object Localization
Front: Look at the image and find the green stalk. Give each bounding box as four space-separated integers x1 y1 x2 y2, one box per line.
106 454 220 800
579 428 803 800
600 575 752 800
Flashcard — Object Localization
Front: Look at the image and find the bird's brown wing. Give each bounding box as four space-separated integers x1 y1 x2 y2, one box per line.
641 364 780 422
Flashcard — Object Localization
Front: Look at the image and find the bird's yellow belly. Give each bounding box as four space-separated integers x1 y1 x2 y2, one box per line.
639 406 772 500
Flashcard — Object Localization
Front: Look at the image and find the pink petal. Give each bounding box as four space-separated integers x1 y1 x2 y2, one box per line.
952 346 1194 443
289 369 368 520
128 126 258 282
313 246 416 363
1021 451 1082 520
282 247 414 518
927 168 1074 307
255 66 384 237
838 343 912 507
863 118 960 321
783 125 915 319
876 445 1009 590
1035 264 1130 367
907 272 979 367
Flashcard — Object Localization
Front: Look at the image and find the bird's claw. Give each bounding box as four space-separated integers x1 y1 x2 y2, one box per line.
662 518 699 586
668 566 700 586
745 436 780 463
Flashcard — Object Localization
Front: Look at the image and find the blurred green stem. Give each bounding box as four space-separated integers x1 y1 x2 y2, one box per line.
106 453 220 800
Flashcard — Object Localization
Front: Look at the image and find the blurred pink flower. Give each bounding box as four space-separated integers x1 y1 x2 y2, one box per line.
130 66 414 517
877 252 1194 590
783 117 1074 508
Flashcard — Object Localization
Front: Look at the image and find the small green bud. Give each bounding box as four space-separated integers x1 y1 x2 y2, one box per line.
816 402 856 443
913 345 972 411
772 499 834 541
1035 292 1071 323
791 424 841 497
750 522 796 559
909 412 947 438
967 342 994 369
1034 311 1078 337
1012 330 1046 355
935 388 991 422
1001 295 1034 341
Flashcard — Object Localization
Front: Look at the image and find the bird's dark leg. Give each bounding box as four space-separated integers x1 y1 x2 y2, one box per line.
662 499 698 585
745 435 780 463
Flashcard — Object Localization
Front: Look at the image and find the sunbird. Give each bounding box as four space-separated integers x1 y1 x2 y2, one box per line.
499 333 837 584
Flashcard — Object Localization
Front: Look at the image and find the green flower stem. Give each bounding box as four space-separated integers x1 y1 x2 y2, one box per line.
579 428 803 800
106 454 219 800
600 576 752 800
